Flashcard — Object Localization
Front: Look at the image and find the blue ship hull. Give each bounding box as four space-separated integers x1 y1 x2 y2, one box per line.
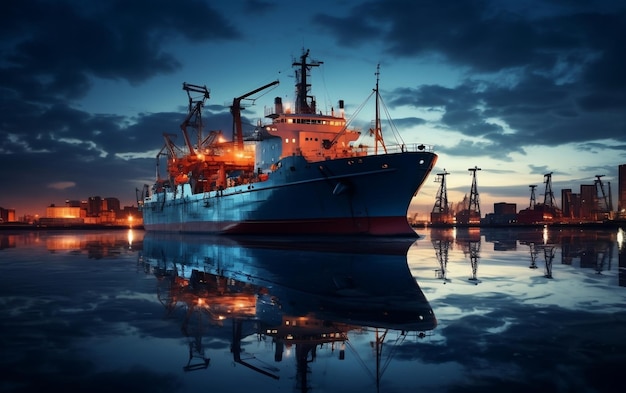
142 151 437 236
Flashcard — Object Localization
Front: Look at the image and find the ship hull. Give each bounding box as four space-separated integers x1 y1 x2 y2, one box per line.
142 151 437 236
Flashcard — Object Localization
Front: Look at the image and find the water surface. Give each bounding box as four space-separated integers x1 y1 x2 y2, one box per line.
1 227 624 392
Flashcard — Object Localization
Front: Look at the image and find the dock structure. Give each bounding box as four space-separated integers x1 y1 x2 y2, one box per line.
431 169 453 224
456 166 481 225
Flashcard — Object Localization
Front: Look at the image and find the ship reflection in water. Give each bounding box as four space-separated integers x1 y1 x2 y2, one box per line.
138 233 436 391
1 227 625 393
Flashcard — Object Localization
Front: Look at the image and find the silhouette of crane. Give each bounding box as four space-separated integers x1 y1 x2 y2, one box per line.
543 172 557 208
529 185 537 209
431 169 453 224
468 166 481 217
594 175 613 219
456 166 481 225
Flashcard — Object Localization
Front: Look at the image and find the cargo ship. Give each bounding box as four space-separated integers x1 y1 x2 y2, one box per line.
139 49 437 236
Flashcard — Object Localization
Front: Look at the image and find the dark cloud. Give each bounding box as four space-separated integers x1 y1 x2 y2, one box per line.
390 117 427 128
1 0 240 101
243 0 278 14
313 13 381 45
437 139 521 161
314 0 626 159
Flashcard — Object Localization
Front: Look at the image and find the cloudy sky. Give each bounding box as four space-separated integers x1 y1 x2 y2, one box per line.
1 0 624 218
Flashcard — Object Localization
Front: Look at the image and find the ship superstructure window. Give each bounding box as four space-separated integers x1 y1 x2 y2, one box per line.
285 138 289 143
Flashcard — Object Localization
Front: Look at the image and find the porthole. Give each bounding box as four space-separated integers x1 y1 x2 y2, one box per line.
382 163 388 168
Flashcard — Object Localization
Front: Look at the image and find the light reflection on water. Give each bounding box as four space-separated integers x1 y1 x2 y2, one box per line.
0 227 624 393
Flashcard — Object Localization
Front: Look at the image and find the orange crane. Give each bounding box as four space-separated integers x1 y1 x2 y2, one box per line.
180 83 211 155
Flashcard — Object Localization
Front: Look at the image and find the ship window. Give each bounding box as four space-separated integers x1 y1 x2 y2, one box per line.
287 119 293 124
285 138 289 143
292 138 296 143
382 163 388 168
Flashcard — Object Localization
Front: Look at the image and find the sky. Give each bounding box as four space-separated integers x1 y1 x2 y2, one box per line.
1 0 625 219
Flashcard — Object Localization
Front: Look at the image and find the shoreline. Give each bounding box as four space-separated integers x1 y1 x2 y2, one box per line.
2 220 624 232
0 224 144 231
413 221 626 229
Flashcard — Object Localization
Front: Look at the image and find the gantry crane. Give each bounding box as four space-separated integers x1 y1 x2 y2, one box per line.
517 172 561 223
468 166 481 217
529 185 537 209
456 166 481 224
543 172 557 208
594 175 613 219
431 169 452 224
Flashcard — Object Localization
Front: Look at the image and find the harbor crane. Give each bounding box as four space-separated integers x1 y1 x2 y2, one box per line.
594 175 613 218
468 166 481 217
231 80 280 150
456 166 481 225
543 172 557 208
432 169 450 214
180 83 211 156
431 169 453 224
529 185 537 209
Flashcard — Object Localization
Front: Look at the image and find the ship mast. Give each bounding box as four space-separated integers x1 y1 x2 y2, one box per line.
371 64 387 155
293 49 322 114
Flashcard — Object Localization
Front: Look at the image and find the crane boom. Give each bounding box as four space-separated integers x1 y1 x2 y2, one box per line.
231 80 279 150
180 83 211 156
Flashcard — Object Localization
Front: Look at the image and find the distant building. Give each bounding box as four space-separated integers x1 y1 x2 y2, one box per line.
104 197 121 213
87 196 102 217
494 202 516 215
46 205 82 219
65 199 81 208
561 189 573 219
0 207 16 223
43 204 85 225
570 193 581 219
580 184 596 220
484 202 517 225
